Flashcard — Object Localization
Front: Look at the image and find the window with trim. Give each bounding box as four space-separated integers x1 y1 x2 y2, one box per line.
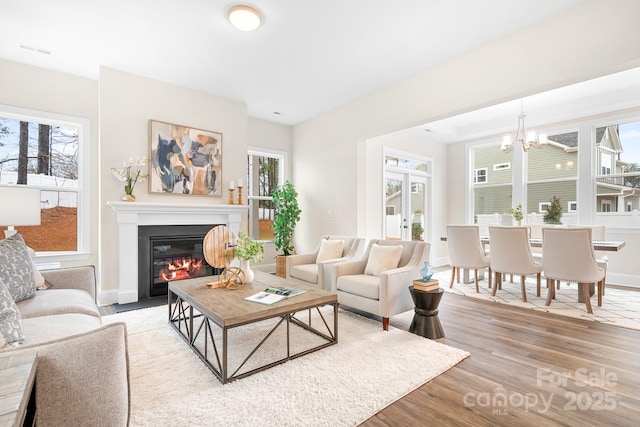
539 202 550 213
595 121 640 213
493 162 511 171
0 106 88 255
247 150 284 240
568 201 577 212
474 168 487 183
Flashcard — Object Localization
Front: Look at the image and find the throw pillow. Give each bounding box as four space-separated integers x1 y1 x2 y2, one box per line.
0 234 37 302
316 239 344 263
26 245 46 290
0 278 25 345
364 244 403 276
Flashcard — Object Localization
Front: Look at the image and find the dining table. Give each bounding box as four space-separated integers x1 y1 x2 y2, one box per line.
439 235 626 286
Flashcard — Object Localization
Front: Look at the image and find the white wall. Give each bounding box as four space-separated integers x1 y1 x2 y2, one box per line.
98 67 251 302
292 0 640 262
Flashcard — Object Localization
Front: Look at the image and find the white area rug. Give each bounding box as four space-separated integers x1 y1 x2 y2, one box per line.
105 305 469 426
437 271 640 330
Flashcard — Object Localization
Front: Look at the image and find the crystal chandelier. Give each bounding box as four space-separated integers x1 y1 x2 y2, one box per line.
501 100 548 153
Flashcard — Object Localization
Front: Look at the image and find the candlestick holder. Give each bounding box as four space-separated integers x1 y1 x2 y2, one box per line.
237 186 243 205
228 188 235 204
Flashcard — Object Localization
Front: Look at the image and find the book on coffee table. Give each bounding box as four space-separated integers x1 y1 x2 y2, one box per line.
245 286 306 305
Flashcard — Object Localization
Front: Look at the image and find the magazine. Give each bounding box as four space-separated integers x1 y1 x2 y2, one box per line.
244 286 306 305
263 286 305 297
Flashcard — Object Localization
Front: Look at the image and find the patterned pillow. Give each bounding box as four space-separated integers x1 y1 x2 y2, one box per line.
0 278 24 346
0 234 37 302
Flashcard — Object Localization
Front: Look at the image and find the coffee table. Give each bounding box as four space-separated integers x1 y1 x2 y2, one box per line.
168 271 338 384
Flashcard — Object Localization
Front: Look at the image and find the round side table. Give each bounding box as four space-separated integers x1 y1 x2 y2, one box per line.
408 286 445 339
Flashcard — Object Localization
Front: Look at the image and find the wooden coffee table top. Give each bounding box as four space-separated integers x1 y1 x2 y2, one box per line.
169 271 337 328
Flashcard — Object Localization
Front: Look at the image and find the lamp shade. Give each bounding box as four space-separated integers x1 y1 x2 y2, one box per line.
0 186 41 226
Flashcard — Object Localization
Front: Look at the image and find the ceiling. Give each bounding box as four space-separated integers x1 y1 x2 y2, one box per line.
0 0 586 126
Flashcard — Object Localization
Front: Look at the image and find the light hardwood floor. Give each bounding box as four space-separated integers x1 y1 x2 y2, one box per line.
361 292 640 426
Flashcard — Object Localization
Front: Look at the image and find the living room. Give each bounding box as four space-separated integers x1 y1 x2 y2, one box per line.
2 1 640 425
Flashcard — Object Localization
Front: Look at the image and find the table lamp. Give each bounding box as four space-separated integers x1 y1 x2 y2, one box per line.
0 185 42 239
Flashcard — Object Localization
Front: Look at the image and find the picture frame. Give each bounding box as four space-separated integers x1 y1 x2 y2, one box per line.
149 120 223 196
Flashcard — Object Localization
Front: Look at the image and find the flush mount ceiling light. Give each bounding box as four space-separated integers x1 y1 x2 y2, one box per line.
228 5 262 32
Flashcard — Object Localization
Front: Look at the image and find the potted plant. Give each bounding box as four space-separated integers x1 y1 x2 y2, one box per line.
509 204 524 226
235 231 264 283
271 180 301 277
544 196 563 224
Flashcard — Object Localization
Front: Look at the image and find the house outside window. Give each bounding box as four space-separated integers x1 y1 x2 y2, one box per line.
474 168 487 184
472 144 513 217
0 105 89 256
595 122 640 212
247 149 284 240
527 131 578 220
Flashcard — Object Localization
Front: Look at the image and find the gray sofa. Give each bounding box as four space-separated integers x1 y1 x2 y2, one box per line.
2 266 130 426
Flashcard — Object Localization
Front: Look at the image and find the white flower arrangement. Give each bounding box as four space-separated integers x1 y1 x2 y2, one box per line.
111 156 149 196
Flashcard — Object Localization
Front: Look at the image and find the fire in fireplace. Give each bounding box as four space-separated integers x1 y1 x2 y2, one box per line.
138 224 223 299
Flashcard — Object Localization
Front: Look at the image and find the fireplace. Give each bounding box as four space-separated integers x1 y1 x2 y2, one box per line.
108 202 247 304
138 225 222 299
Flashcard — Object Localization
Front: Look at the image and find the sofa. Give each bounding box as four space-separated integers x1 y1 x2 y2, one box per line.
286 235 365 290
0 234 130 426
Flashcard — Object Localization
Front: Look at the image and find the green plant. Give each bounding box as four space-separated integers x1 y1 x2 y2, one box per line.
509 204 524 221
235 231 264 263
271 180 301 256
411 222 424 241
543 196 563 224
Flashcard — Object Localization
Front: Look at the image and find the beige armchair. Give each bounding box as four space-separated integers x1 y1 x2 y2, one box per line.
287 235 365 290
329 239 430 330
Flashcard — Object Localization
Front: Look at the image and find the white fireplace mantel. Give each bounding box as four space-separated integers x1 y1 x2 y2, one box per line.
107 201 248 303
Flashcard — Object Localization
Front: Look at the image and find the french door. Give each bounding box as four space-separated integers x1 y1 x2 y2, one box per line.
384 171 428 241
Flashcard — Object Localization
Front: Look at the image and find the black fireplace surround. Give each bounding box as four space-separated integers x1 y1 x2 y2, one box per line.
137 224 222 299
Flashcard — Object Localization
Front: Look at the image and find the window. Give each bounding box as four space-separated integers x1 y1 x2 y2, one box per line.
568 201 577 212
247 149 284 240
595 121 640 213
539 202 550 213
493 162 511 171
474 168 487 183
0 105 89 256
527 131 577 221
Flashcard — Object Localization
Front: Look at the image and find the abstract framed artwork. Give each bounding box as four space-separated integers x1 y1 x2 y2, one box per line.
149 120 223 196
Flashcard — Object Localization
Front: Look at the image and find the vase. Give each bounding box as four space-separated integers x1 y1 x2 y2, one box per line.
240 259 254 284
516 219 522 226
122 194 135 202
420 261 434 281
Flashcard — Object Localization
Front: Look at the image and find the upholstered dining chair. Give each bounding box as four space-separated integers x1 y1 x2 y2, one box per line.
329 239 430 331
287 235 365 290
567 225 608 295
542 227 605 314
488 226 542 302
446 225 490 292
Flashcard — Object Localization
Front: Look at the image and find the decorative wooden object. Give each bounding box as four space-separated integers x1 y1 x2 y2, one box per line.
237 185 243 205
228 188 235 205
202 225 245 288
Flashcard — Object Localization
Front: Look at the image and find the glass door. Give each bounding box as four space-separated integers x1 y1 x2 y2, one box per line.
385 172 428 241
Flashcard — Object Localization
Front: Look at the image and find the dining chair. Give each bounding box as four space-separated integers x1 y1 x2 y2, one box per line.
567 225 608 295
488 226 542 302
446 225 491 292
541 227 605 314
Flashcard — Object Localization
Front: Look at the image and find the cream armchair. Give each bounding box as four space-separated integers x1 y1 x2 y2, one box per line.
329 239 431 330
287 235 365 290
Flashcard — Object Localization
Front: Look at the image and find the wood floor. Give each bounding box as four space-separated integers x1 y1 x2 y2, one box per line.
361 292 640 427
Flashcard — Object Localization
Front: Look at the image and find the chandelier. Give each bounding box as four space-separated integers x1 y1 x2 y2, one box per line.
501 100 548 153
